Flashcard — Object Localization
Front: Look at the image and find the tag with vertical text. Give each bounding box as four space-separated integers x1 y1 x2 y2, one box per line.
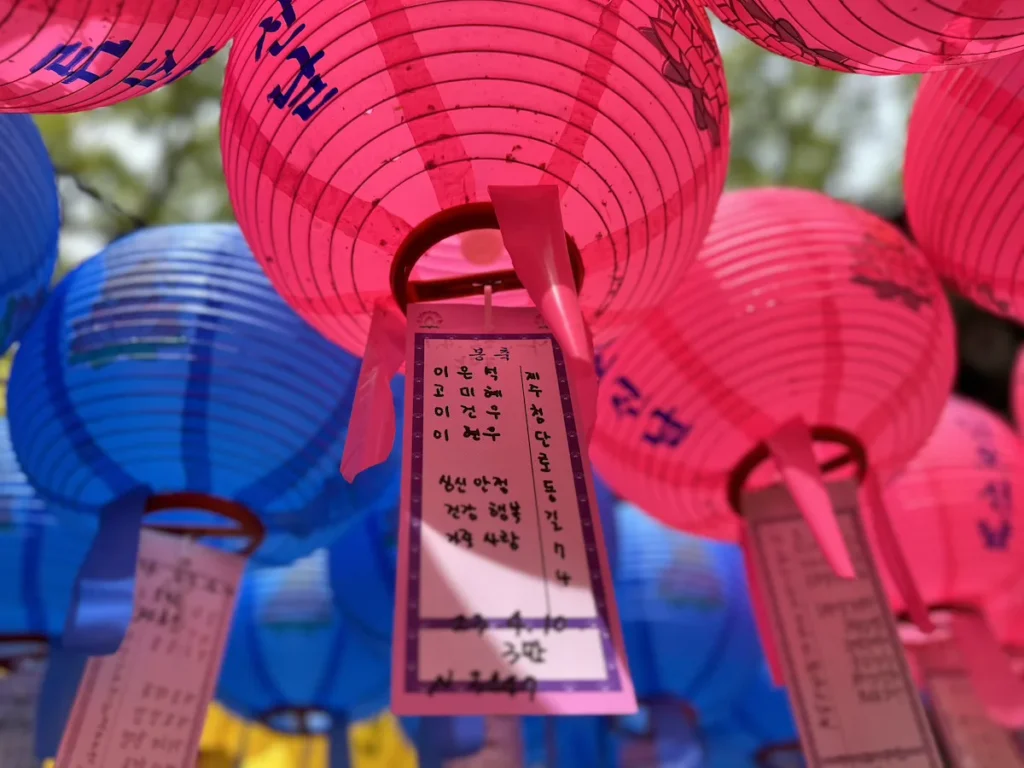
913 639 1024 768
55 530 245 768
0 657 45 768
393 303 634 716
741 480 943 768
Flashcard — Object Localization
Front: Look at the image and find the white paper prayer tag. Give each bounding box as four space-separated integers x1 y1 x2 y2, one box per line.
444 717 524 767
0 657 46 768
913 640 1024 768
56 530 245 768
741 479 943 767
393 303 635 716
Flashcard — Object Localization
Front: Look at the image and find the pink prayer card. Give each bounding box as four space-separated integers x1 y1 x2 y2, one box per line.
913 639 1024 767
392 302 635 716
741 480 943 768
56 530 245 768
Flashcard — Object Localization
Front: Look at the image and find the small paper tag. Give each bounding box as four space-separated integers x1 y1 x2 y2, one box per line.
741 480 943 767
393 303 634 716
0 657 45 768
913 640 1024 768
55 530 244 768
443 717 524 767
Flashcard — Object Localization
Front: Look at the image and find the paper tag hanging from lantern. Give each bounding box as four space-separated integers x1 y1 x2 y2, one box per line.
911 636 1024 768
0 658 46 768
392 302 632 716
741 479 943 768
55 530 243 768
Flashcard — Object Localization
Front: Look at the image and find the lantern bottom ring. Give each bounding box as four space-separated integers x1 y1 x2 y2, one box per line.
389 201 585 314
726 425 867 517
142 491 265 557
260 706 334 735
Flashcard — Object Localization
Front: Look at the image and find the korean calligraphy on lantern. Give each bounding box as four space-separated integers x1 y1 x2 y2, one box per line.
954 413 1014 551
394 304 635 716
742 480 943 768
56 530 244 768
912 640 1024 768
0 657 46 768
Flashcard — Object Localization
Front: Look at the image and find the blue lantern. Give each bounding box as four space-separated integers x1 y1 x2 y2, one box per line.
216 551 391 768
398 716 488 768
0 114 59 353
7 223 403 655
521 716 614 767
614 503 763 724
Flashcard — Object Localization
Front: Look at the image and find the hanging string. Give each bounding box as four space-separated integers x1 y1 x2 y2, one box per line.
54 166 149 235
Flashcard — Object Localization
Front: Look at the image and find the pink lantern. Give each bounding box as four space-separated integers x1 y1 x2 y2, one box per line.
590 187 956 543
0 0 252 113
220 0 730 355
905 52 1024 320
882 396 1024 612
706 0 1024 74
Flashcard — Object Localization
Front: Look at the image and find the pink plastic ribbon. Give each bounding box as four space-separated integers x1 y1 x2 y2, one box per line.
950 611 1024 729
764 417 855 579
860 472 934 633
340 301 407 482
740 525 785 686
490 185 597 441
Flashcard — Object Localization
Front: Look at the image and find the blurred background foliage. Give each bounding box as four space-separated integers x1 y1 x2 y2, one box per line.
30 21 1022 416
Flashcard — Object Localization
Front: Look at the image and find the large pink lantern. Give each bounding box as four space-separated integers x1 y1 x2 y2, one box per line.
221 0 730 355
905 52 1024 321
0 0 252 113
706 0 1024 74
591 187 956 542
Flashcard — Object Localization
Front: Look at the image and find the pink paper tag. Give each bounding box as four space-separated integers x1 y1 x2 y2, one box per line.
949 611 1024 729
56 530 245 768
913 639 1024 768
443 717 524 767
0 658 45 768
392 302 635 716
741 479 943 768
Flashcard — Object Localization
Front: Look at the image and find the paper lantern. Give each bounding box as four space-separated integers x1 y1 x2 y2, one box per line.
882 395 1024 612
591 187 956 541
521 716 612 768
0 419 95 647
397 717 488 768
220 0 730 355
0 0 252 112
7 223 402 564
706 0 1024 74
0 115 60 353
613 503 762 723
906 52 1024 322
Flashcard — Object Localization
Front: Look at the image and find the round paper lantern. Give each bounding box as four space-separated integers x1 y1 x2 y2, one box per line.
0 0 253 113
0 419 95 647
216 555 392 736
706 0 1024 75
882 395 1024 612
521 716 612 768
613 502 762 723
905 53 1024 321
221 0 730 354
0 115 60 353
591 188 956 541
7 223 402 564
398 717 488 768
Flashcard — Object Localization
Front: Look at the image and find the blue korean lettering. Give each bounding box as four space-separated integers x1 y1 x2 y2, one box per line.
642 407 691 448
981 479 1012 515
256 7 305 62
124 49 177 88
610 376 644 417
164 46 218 85
267 46 339 121
31 39 132 85
978 519 1012 551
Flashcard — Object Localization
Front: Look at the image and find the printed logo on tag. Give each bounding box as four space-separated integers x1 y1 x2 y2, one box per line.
741 480 943 768
55 530 244 768
393 304 635 716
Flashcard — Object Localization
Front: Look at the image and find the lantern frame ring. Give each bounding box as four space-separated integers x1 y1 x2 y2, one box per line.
726 425 867 518
260 706 334 736
142 492 265 557
389 202 586 314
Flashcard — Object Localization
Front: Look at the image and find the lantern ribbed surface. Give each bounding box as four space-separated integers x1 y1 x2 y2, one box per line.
706 0 1024 74
0 419 96 639
614 503 761 722
216 555 391 729
220 0 730 354
591 188 956 541
0 0 253 113
882 396 1024 611
7 223 399 562
905 53 1024 321
0 115 60 353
